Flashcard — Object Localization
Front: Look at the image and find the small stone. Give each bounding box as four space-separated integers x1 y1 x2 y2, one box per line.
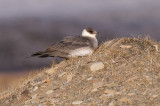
67 74 73 83
154 45 159 51
127 93 136 96
72 101 83 105
105 83 119 87
33 86 38 91
32 94 37 99
153 95 158 98
46 90 53 95
144 75 152 81
87 77 93 81
58 72 67 77
99 94 114 99
90 62 104 72
106 94 114 97
91 88 98 92
120 45 132 49
51 99 56 103
114 91 122 95
104 89 115 94
93 79 103 89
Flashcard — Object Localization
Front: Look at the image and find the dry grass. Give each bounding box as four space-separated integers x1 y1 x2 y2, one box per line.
0 37 160 105
0 70 44 103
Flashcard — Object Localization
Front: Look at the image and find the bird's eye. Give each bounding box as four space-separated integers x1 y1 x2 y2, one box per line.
88 30 93 33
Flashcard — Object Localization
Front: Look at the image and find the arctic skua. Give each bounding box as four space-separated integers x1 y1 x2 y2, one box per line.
31 28 98 59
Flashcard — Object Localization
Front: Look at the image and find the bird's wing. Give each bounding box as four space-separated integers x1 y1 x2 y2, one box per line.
31 36 91 58
31 36 90 58
46 36 91 52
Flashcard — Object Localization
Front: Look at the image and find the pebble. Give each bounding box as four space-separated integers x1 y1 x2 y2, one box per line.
33 86 38 91
46 90 53 95
90 62 104 72
105 94 114 97
51 99 59 104
115 92 122 95
91 88 98 92
32 94 37 99
99 94 114 100
104 89 115 94
58 72 67 77
153 95 158 98
93 79 103 89
72 101 83 105
67 74 73 83
120 45 132 49
127 93 136 96
87 77 93 81
154 45 158 51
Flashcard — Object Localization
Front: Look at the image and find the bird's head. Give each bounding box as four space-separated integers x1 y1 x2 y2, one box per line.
82 28 98 38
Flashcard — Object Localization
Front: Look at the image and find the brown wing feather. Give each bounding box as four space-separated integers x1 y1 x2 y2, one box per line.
46 36 90 52
32 36 91 58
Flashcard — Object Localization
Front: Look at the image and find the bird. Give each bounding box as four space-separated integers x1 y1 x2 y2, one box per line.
31 28 98 59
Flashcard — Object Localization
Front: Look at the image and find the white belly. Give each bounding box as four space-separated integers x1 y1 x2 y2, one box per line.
69 47 93 57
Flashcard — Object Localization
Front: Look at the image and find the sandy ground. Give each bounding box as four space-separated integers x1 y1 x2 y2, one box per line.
0 37 160 105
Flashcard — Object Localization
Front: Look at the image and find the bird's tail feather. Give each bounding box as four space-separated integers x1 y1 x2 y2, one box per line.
31 51 43 56
39 54 50 58
31 51 50 58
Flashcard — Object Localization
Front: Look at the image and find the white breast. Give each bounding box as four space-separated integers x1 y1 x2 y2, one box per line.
69 47 93 57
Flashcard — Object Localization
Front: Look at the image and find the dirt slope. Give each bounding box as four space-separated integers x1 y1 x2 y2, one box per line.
0 37 160 106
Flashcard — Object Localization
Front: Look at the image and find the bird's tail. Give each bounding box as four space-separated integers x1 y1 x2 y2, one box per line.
31 51 50 58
